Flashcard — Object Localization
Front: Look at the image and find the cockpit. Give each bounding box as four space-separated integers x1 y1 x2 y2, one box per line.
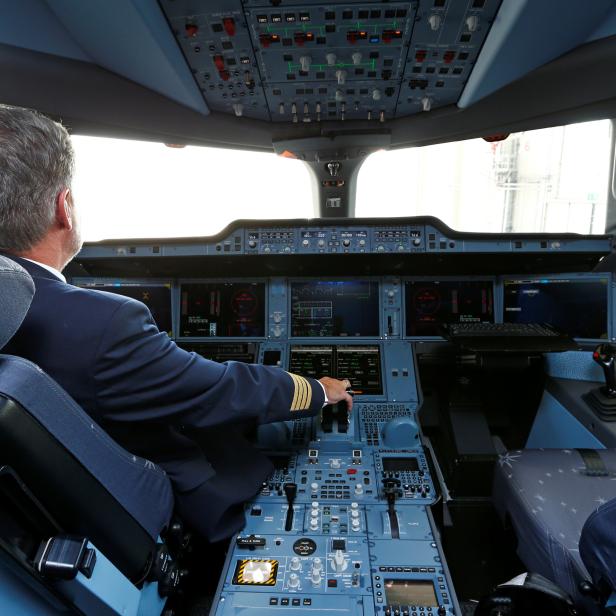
1 2 616 616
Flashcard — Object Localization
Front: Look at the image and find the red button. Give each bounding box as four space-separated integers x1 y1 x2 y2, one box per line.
328 579 337 588
213 55 225 71
223 17 236 36
347 468 357 475
185 24 199 37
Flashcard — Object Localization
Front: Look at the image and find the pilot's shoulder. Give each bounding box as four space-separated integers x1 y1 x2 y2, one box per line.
62 283 147 317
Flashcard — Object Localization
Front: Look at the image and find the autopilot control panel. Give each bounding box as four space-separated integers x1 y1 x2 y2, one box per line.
71 217 615 616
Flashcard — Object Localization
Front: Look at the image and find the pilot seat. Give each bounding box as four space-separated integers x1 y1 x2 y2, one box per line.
0 255 180 613
493 447 616 614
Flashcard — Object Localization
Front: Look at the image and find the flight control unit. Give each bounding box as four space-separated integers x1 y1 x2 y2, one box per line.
71 217 615 616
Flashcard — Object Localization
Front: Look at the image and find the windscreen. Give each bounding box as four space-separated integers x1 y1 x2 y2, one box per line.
357 120 611 233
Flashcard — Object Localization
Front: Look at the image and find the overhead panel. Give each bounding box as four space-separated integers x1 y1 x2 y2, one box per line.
158 0 502 122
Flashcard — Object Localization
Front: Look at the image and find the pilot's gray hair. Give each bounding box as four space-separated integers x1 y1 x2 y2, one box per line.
0 105 75 252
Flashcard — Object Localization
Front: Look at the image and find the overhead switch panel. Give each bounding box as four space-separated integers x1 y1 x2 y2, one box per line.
159 0 502 122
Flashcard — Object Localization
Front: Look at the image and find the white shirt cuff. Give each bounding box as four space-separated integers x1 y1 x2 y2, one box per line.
318 381 329 407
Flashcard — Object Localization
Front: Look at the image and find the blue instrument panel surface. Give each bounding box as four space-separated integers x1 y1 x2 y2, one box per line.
69 221 614 616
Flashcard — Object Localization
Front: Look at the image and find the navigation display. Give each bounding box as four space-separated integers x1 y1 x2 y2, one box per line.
405 280 494 336
77 282 173 335
291 281 379 337
180 282 265 337
289 345 382 395
504 278 608 339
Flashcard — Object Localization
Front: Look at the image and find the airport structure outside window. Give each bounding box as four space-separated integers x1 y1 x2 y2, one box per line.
357 119 612 234
72 137 313 241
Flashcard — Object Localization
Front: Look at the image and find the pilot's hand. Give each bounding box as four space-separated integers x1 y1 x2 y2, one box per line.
318 377 354 411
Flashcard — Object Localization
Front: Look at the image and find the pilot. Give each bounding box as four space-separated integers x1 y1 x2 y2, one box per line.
0 105 353 542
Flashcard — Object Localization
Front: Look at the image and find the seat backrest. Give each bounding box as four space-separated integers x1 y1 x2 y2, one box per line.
0 256 34 349
0 256 174 583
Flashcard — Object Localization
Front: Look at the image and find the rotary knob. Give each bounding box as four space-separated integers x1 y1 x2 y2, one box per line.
290 557 301 571
288 573 300 588
342 239 351 247
311 570 322 586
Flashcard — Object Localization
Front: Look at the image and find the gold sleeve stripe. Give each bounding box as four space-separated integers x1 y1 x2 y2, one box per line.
287 372 313 412
289 373 302 411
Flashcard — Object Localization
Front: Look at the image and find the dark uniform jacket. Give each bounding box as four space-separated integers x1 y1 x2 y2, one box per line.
3 256 324 499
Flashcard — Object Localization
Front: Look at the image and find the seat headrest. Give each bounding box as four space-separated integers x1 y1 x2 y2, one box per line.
0 256 35 349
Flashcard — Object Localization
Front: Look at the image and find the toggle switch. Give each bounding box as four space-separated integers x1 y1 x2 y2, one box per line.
466 15 479 32
428 14 441 31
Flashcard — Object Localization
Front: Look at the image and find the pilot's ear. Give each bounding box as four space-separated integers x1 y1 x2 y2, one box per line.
56 188 73 231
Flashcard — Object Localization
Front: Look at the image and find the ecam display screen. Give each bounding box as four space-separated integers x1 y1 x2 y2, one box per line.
291 281 379 337
289 345 383 395
406 280 494 336
78 282 173 334
503 278 608 339
180 283 265 337
384 580 438 607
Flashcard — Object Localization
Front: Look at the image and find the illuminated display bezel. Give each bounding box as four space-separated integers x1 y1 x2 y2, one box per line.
403 277 496 339
72 278 175 337
288 343 385 399
177 278 268 340
501 273 612 341
384 579 439 607
288 278 382 339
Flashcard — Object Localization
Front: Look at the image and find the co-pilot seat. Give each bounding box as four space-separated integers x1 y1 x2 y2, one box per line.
493 447 616 613
0 255 174 584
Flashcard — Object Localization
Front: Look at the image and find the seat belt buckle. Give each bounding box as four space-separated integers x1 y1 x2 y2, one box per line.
35 534 97 580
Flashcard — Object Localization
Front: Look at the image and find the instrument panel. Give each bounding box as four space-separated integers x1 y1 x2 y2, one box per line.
71 219 615 616
74 274 613 347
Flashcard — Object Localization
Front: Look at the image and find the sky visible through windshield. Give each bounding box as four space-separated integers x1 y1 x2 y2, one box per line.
73 119 611 241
